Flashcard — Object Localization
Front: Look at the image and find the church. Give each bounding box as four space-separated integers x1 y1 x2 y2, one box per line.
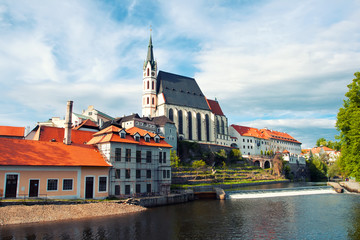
142 35 234 147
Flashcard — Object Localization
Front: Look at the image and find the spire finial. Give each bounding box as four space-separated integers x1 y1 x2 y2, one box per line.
150 25 152 33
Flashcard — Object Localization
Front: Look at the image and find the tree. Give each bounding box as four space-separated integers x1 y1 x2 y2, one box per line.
336 72 360 180
307 155 327 181
228 149 242 163
170 150 180 169
215 149 227 165
272 154 284 177
192 160 207 179
316 137 327 147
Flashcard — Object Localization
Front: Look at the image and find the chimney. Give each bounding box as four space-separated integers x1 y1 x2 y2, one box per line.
64 100 73 145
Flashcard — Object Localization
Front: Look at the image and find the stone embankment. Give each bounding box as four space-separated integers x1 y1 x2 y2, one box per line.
327 182 344 193
339 181 360 193
0 201 145 226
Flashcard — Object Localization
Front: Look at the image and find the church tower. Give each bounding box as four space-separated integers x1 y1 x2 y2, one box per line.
142 34 157 117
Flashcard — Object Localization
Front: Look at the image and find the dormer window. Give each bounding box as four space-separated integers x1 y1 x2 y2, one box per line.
135 135 140 141
155 135 160 143
119 130 126 139
145 135 150 142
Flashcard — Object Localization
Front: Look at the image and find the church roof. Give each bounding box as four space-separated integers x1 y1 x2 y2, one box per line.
207 99 225 116
0 126 25 137
144 35 156 69
156 71 210 111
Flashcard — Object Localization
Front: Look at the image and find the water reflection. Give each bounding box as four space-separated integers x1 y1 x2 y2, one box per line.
1 193 359 240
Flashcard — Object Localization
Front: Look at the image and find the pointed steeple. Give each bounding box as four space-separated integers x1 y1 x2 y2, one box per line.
144 33 156 69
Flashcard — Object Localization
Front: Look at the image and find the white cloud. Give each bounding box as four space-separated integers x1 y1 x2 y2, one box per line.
238 118 336 130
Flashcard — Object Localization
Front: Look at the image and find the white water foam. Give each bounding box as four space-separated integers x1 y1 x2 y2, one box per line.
227 188 336 199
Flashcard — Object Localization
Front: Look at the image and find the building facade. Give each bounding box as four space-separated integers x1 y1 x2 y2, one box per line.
87 125 172 197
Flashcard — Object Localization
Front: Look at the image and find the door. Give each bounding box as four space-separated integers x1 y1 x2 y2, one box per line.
85 177 94 199
29 180 39 197
5 174 18 198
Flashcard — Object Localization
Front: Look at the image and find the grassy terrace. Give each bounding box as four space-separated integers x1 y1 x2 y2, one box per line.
171 164 286 189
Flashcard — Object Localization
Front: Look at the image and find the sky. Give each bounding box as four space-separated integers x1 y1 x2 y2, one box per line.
0 0 360 149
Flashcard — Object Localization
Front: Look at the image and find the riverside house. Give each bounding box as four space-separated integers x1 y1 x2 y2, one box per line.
0 138 111 199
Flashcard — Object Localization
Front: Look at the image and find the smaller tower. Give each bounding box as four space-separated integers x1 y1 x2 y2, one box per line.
142 32 157 117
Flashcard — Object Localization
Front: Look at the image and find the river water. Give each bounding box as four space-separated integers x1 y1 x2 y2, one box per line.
1 183 360 240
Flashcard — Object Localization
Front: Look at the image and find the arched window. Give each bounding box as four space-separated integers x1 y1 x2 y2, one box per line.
197 113 201 141
216 119 220 134
147 68 149 76
178 110 183 134
152 97 154 105
147 97 149 104
147 81 149 89
221 119 225 134
152 81 154 90
205 114 210 141
169 109 174 121
188 111 192 140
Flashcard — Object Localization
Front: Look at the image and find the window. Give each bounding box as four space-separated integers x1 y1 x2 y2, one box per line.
99 177 107 192
147 97 149 104
147 184 151 193
135 135 140 141
136 151 141 163
120 132 126 138
147 68 149 76
152 81 154 90
152 97 154 105
147 170 151 178
155 137 160 143
169 109 174 121
47 179 58 191
126 169 131 179
63 179 73 191
115 148 121 161
205 114 210 142
163 170 166 178
163 152 167 163
115 169 121 179
178 110 183 134
125 185 131 195
197 113 201 141
243 139 245 142
136 170 141 179
167 170 170 178
126 149 131 162
115 185 120 195
145 136 150 142
147 80 149 89
188 111 192 140
136 184 141 194
146 151 152 163
159 151 162 163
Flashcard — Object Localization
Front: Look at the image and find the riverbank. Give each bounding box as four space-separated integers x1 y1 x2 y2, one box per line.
0 201 146 226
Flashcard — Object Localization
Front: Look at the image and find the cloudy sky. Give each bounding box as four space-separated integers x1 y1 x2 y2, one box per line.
1 0 359 148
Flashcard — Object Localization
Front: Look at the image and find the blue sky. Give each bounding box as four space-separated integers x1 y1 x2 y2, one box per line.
1 0 360 148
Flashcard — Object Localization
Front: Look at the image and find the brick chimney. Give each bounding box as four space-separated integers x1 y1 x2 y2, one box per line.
63 100 73 145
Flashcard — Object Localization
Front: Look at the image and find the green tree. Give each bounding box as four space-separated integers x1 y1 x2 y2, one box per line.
307 155 328 181
327 157 341 179
215 149 227 165
170 150 180 168
336 72 360 180
192 160 207 179
228 149 242 163
316 137 327 147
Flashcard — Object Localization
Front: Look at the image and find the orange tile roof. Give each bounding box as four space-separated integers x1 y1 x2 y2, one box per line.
231 124 301 144
206 99 224 116
88 126 172 148
0 138 111 167
33 126 94 144
73 119 99 130
0 126 25 137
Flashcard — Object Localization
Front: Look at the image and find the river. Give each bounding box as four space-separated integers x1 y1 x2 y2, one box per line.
1 183 360 240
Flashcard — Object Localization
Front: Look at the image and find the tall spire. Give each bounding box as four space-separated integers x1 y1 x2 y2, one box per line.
145 26 156 69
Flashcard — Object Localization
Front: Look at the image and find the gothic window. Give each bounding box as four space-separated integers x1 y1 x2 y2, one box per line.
147 68 149 76
205 114 210 141
188 111 192 140
152 97 154 105
178 110 183 134
197 113 201 141
152 81 154 90
147 97 149 104
221 119 225 134
216 119 220 134
169 108 174 121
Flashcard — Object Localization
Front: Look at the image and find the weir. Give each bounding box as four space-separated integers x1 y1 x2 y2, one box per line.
227 186 336 199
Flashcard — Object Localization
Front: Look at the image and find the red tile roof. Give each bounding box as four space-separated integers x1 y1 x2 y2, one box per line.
206 99 224 116
231 124 301 144
0 138 111 167
0 126 25 137
73 119 99 130
88 126 172 148
33 126 95 144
